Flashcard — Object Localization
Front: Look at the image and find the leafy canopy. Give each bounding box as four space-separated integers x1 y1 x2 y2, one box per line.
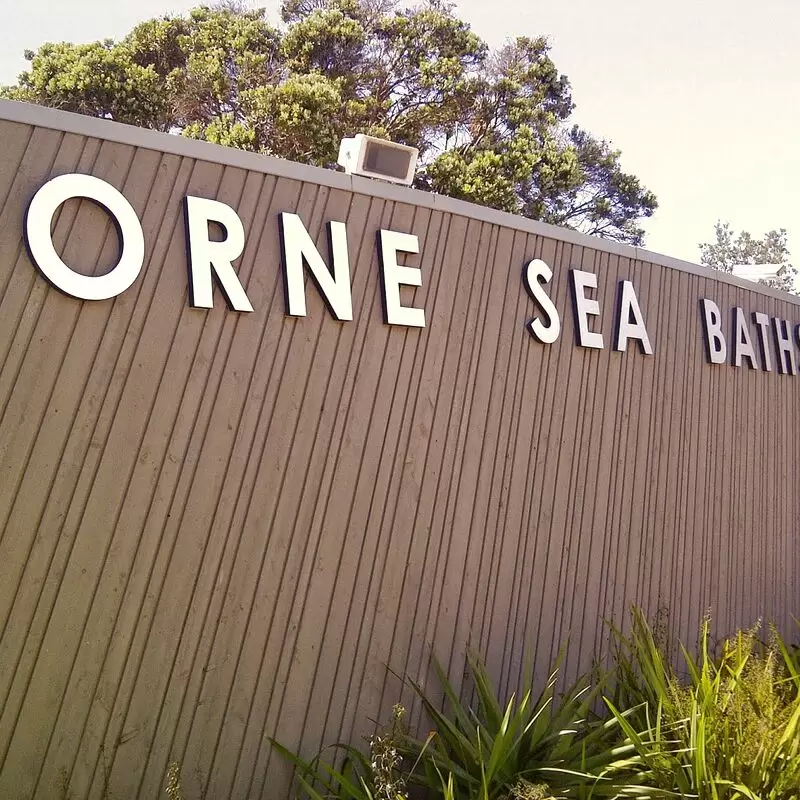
2 0 658 245
700 221 798 294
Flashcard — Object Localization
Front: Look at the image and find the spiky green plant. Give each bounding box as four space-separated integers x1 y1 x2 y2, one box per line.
270 704 434 800
395 648 658 799
270 609 799 800
603 608 800 799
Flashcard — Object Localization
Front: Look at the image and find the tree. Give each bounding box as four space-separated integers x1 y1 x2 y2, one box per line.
699 221 797 294
1 0 658 245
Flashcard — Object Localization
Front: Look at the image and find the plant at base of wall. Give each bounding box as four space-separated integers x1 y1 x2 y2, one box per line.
602 608 800 799
395 648 661 800
270 703 434 800
272 647 656 799
271 608 800 799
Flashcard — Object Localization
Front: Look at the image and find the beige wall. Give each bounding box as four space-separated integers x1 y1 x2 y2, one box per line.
0 101 797 800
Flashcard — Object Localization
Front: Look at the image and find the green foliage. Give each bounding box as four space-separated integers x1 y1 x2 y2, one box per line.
270 704 424 799
3 41 169 128
272 609 800 800
603 608 800 799
273 648 658 800
699 221 798 294
2 0 657 245
397 649 626 799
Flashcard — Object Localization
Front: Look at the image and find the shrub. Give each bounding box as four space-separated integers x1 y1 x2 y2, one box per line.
603 609 800 799
273 648 649 799
271 609 800 799
395 648 638 799
270 704 425 800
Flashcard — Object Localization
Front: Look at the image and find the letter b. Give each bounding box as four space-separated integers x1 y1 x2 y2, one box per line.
700 298 726 364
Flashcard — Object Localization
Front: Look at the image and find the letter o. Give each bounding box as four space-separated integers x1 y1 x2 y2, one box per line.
25 173 145 300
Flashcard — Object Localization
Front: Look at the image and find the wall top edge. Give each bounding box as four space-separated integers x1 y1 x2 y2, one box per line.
2 98 798 307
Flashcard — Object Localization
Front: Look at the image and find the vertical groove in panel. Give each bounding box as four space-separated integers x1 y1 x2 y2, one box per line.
84 168 271 800
170 176 307 800
140 171 275 800
501 233 553 694
61 159 234 800
269 200 423 757
0 140 130 791
277 196 395 762
28 146 170 799
403 220 501 736
367 213 472 721
689 277 712 630
131 178 325 800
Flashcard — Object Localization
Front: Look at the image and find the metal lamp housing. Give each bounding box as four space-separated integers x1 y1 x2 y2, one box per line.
337 134 418 186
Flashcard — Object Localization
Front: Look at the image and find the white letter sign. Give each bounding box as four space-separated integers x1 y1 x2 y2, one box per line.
279 212 353 320
732 307 758 369
377 229 425 327
25 173 145 300
700 298 726 364
569 269 604 349
615 280 653 355
184 196 253 312
523 258 561 344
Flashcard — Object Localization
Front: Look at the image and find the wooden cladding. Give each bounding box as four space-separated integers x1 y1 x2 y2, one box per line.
0 107 798 799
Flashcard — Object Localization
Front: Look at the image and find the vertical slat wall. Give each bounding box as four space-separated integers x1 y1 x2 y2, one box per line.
0 112 798 800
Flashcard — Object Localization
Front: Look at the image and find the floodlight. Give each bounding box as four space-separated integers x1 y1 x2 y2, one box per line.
337 134 418 186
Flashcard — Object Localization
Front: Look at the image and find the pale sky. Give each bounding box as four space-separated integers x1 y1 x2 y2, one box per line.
1 0 798 266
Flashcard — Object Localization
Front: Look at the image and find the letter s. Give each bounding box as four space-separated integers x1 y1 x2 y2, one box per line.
523 258 561 344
